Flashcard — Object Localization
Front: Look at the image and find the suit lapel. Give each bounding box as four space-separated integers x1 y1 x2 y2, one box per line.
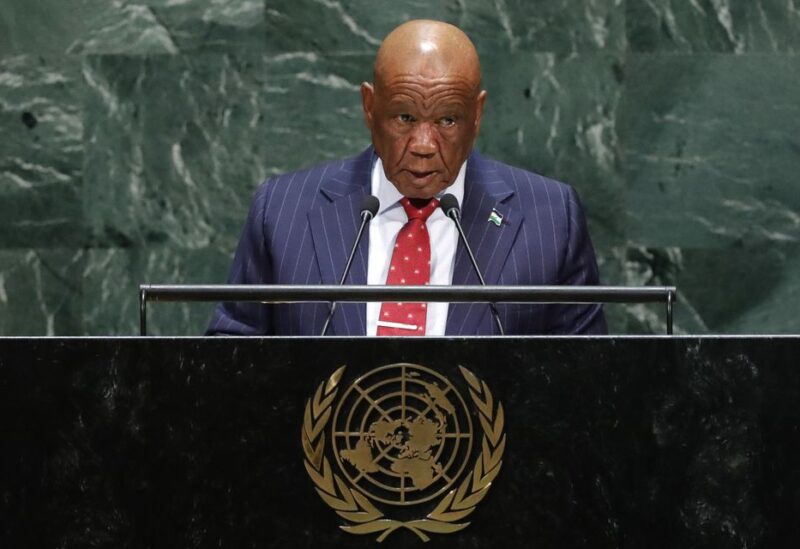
446 153 523 335
308 149 375 335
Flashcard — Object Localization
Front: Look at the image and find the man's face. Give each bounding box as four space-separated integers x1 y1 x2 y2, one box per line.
361 74 487 199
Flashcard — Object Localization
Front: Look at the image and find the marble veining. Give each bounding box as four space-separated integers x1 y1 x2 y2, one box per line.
627 0 800 52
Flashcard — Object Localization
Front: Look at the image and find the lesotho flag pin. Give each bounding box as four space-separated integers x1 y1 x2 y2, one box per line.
488 209 503 227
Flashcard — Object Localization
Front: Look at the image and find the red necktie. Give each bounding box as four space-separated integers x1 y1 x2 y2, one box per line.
377 197 440 336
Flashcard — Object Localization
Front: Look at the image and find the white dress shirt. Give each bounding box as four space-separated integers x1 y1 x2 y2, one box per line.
366 158 466 336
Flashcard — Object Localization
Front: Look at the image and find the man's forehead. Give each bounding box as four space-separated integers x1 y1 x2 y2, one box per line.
378 74 479 100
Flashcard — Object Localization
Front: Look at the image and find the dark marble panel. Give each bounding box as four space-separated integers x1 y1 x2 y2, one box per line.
264 0 449 54
70 0 266 55
478 52 625 251
0 0 251 56
254 52 372 173
0 249 84 335
82 53 370 252
81 246 230 336
264 0 625 55
602 242 800 335
621 53 800 248
599 246 693 335
0 55 85 247
456 0 626 54
141 0 265 53
66 2 183 56
677 242 800 334
0 337 798 547
0 0 107 55
627 0 800 53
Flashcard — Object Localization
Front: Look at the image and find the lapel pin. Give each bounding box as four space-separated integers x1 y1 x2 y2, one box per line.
488 209 503 227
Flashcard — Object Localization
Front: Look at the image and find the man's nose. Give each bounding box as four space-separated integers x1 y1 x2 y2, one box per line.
408 123 437 157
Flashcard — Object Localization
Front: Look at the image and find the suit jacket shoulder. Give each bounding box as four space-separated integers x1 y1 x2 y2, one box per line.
448 150 607 335
470 151 577 215
459 150 591 286
254 148 374 231
206 148 374 335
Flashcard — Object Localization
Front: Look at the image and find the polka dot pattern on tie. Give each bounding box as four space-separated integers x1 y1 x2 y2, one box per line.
377 197 439 336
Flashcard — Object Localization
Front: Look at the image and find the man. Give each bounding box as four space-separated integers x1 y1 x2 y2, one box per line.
207 20 606 336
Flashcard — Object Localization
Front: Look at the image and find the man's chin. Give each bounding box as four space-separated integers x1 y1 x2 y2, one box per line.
392 174 451 199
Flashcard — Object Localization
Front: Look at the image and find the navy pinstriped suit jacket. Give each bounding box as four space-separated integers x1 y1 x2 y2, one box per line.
207 147 607 336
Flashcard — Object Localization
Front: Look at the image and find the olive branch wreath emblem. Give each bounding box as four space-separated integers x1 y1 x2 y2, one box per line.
301 365 506 542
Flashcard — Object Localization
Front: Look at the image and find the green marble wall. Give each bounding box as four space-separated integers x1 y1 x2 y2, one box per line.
1 0 798 335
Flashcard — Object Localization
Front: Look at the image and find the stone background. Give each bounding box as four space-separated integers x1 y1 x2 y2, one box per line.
1 0 798 336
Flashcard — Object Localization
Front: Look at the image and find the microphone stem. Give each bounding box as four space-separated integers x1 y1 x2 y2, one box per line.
449 211 505 336
339 213 371 286
451 214 485 286
321 211 372 336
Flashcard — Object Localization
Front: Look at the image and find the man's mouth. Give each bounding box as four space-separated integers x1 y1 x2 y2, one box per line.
407 170 437 181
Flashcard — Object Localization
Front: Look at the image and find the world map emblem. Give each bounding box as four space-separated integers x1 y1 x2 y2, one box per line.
301 363 506 542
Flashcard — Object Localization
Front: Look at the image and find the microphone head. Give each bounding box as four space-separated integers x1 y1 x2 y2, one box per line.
360 195 380 218
440 193 460 218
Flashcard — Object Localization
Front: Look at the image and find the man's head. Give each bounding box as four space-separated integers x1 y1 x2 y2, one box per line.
361 20 487 199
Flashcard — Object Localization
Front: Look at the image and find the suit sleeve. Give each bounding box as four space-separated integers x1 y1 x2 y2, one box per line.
205 183 274 335
548 186 608 335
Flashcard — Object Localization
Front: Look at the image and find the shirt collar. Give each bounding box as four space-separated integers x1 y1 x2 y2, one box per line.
371 157 467 215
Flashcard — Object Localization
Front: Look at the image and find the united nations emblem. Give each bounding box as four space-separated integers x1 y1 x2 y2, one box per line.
301 363 506 542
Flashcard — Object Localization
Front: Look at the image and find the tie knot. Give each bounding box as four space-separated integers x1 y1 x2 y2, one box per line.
400 197 440 222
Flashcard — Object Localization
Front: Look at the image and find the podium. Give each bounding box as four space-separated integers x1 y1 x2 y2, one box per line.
1 336 798 547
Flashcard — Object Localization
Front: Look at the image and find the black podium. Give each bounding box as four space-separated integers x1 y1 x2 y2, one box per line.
1 336 798 548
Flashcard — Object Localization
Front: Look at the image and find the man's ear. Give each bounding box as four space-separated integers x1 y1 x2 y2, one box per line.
473 89 488 136
361 82 375 131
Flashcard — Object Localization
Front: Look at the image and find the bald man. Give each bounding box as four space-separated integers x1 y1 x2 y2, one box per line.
207 20 607 336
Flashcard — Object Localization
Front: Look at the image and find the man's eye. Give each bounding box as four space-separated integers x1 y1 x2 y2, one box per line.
398 114 415 123
439 116 456 127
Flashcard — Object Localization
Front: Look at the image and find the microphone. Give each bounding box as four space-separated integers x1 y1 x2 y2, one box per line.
320 195 380 335
440 193 505 335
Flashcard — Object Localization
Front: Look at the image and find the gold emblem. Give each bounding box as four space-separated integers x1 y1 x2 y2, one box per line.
301 363 506 542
